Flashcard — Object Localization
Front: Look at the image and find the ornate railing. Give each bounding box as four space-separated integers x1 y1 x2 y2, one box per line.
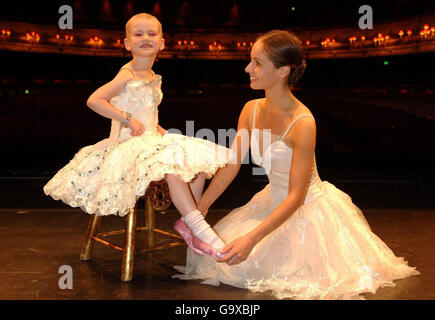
1 14 434 59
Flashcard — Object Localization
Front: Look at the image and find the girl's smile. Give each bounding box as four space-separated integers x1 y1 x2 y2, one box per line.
124 18 164 57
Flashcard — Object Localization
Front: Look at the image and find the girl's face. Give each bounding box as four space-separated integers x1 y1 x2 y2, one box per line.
124 18 164 58
245 40 285 90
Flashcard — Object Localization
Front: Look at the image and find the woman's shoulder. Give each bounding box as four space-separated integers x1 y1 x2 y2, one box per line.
237 98 264 129
287 104 316 142
296 103 315 123
242 98 263 114
241 98 259 115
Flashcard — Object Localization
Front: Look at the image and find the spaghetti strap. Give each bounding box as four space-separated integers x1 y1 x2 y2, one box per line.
279 114 314 140
120 68 156 81
252 99 260 129
120 67 135 79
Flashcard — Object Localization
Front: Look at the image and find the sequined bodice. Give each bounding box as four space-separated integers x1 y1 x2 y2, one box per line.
108 75 163 140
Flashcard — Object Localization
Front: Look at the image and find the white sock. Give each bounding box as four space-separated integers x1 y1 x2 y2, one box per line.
182 210 226 249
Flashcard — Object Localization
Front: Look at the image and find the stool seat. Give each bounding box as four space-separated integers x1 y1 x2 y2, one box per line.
79 180 184 281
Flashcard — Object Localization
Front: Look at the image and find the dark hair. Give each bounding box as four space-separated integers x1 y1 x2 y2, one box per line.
257 30 306 87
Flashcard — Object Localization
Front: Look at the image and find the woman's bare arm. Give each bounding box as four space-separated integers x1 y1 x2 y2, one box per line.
218 116 316 265
197 100 255 215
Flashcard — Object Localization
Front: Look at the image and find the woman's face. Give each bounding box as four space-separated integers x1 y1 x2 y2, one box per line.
245 40 282 90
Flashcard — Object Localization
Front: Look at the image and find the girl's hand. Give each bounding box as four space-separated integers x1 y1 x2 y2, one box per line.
129 117 145 136
216 234 257 265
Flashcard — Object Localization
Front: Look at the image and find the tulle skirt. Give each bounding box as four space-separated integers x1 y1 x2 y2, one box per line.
173 181 419 300
43 132 232 216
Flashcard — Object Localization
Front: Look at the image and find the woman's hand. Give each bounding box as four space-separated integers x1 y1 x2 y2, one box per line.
128 117 145 136
216 233 257 265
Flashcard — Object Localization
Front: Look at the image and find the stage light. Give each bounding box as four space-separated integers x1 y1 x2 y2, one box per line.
26 32 40 45
177 39 195 53
1 29 11 40
209 42 222 54
152 1 162 17
114 39 122 49
89 36 103 49
24 89 30 94
419 26 431 40
383 60 389 66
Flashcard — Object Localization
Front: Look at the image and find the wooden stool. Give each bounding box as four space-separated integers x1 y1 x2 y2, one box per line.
79 180 184 281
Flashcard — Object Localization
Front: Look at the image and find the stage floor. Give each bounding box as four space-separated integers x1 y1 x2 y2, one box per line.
0 207 432 300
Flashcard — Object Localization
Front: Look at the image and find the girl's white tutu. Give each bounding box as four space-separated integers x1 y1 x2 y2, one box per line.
44 75 233 216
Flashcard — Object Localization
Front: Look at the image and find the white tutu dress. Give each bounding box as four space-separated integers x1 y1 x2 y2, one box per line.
44 74 233 216
173 99 419 300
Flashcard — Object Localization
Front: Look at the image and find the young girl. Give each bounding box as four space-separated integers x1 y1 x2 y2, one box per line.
173 30 419 299
43 13 232 258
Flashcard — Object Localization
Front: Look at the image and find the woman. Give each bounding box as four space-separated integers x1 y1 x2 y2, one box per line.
173 30 419 300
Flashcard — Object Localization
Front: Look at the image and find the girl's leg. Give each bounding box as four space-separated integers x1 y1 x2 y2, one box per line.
165 174 225 250
165 174 197 216
189 173 206 204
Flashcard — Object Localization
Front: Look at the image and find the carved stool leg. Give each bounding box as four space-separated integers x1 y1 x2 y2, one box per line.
145 196 155 230
121 207 137 281
80 214 101 261
145 196 155 247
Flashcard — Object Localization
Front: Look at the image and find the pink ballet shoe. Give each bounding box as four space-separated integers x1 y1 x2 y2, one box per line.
192 235 226 259
173 219 204 256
